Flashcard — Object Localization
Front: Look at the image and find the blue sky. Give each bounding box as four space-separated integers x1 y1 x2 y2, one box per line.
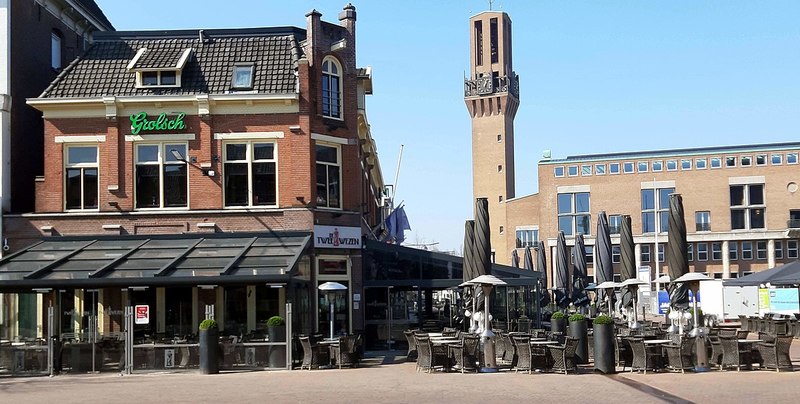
96 1 800 253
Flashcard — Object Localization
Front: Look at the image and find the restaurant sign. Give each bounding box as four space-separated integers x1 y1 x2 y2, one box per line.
314 225 361 249
129 112 186 135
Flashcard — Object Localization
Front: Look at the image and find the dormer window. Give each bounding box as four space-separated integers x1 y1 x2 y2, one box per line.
231 64 254 89
128 47 192 89
322 57 342 119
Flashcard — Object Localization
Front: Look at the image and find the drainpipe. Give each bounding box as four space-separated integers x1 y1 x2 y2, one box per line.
0 0 12 258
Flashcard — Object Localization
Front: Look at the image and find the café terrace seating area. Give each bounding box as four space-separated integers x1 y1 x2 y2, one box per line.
392 313 799 375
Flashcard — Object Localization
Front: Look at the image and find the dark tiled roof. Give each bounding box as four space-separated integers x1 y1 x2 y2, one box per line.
543 141 800 164
42 28 304 98
132 47 189 69
75 0 114 30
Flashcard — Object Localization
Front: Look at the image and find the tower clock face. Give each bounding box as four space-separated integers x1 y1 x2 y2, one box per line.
477 76 493 95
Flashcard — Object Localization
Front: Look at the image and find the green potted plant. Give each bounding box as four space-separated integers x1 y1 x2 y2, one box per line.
266 316 287 369
550 311 567 334
592 315 615 374
198 319 219 374
568 313 589 364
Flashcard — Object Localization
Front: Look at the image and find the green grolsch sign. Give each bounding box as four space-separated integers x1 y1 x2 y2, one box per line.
129 112 186 135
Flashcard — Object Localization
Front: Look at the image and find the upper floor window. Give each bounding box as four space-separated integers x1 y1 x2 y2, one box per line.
729 241 738 260
581 165 592 176
612 245 621 263
681 159 692 170
557 192 590 236
515 229 538 248
65 146 98 210
695 211 711 232
138 70 178 87
755 154 767 166
695 158 707 169
756 241 768 260
788 240 798 259
710 157 722 169
554 166 565 177
316 144 341 209
224 142 277 207
652 160 663 172
640 244 651 263
711 242 722 261
567 165 578 176
609 163 620 174
666 160 677 171
232 64 255 89
609 214 622 234
726 156 737 167
637 161 648 173
687 243 694 262
641 187 673 233
51 32 62 70
696 243 708 261
595 164 606 175
623 162 634 173
775 240 784 260
741 241 754 260
788 153 799 165
741 156 752 167
322 58 342 119
135 143 188 209
730 184 765 230
771 154 783 165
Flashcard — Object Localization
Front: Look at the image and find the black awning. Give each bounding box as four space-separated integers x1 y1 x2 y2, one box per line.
0 231 311 291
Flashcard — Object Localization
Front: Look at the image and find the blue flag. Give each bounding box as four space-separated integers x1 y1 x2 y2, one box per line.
385 206 411 244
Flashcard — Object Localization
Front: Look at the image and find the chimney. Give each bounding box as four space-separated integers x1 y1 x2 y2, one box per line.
339 3 356 35
305 9 322 65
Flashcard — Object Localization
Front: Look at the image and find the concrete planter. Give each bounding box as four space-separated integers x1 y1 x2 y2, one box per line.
569 319 589 364
199 328 219 374
593 323 616 374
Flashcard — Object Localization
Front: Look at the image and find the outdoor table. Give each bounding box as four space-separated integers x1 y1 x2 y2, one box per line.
431 338 461 346
529 340 559 345
426 333 443 337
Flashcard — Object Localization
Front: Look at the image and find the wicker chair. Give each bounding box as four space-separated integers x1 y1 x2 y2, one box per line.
403 330 417 360
299 336 330 370
708 335 724 369
736 330 750 339
758 331 776 343
512 336 534 374
501 332 516 365
450 335 480 373
754 336 793 372
614 336 632 371
548 336 578 374
664 336 695 373
494 332 507 364
628 337 662 374
331 335 359 369
719 335 752 371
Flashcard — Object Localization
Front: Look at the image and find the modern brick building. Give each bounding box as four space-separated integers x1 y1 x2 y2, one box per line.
465 11 800 286
0 4 386 352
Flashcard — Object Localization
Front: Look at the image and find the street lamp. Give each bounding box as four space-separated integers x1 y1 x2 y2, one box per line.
318 282 347 340
465 274 507 373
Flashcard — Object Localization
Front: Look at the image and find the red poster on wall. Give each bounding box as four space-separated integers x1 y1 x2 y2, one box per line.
135 305 150 325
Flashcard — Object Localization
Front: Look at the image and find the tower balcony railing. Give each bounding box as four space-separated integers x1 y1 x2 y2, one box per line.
464 73 519 98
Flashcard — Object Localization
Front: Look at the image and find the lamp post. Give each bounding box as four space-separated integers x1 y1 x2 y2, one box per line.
465 274 507 372
318 282 347 340
673 272 711 372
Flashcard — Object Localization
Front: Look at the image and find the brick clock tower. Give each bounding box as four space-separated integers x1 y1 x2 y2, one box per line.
464 11 519 264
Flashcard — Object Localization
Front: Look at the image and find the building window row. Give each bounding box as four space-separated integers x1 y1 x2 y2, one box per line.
552 151 799 178
557 192 591 236
64 141 342 211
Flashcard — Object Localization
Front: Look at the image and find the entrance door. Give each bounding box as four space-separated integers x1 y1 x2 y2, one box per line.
364 287 418 351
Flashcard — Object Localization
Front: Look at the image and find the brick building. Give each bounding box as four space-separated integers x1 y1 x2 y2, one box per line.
465 11 800 285
0 4 386 350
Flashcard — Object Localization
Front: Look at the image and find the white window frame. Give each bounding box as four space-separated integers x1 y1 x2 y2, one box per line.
725 156 737 168
515 228 539 248
711 242 722 261
609 163 620 175
315 143 342 210
696 243 708 261
788 240 798 259
321 57 343 119
652 160 663 172
775 240 784 260
771 154 783 165
695 158 707 169
729 241 738 260
581 165 592 176
640 244 651 263
687 243 694 262
680 159 692 170
594 164 606 175
64 145 99 211
755 154 767 166
740 156 752 167
641 187 673 233
623 162 634 174
134 143 189 210
787 152 799 165
567 165 578 177
231 64 255 89
222 141 279 208
695 210 711 232
710 157 722 169
557 192 591 236
637 161 648 173
756 241 767 260
612 246 621 263
666 160 678 171
136 70 181 88
554 166 565 177
741 241 753 260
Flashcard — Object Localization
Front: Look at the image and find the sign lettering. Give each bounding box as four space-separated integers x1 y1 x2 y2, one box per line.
129 112 186 135
313 225 362 249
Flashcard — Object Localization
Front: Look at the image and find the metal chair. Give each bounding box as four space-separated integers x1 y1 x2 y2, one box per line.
708 335 724 369
403 330 417 360
331 335 359 369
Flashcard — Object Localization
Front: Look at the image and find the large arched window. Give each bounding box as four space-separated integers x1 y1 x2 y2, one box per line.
321 57 342 119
